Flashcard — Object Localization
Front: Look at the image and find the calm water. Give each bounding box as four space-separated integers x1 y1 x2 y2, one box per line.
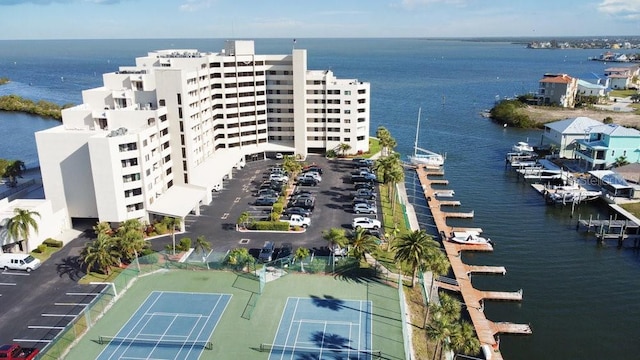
1 38 639 359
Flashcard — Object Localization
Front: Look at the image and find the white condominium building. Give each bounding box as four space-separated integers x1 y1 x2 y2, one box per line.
35 40 370 225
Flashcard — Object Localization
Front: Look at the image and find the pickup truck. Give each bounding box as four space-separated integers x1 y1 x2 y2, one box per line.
280 214 311 228
0 344 39 360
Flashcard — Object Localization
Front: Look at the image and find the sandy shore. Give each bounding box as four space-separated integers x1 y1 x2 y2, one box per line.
522 106 640 128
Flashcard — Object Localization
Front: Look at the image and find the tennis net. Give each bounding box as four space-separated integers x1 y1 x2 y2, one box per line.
259 343 381 359
98 336 213 350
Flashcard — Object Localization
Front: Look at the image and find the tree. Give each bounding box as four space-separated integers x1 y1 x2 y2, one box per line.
613 156 630 167
393 229 442 286
427 314 456 360
3 160 26 187
93 221 112 236
450 321 481 359
81 232 120 275
163 216 181 255
337 143 352 157
225 247 254 271
115 219 148 272
194 235 212 268
374 152 405 212
294 247 310 272
349 227 378 262
237 212 250 230
6 208 40 252
376 126 397 157
322 227 348 272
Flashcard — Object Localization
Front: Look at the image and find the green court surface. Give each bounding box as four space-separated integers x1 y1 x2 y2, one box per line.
65 270 406 360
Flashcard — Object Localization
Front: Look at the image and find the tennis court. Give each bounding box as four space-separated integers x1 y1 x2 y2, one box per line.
265 297 378 360
96 291 231 360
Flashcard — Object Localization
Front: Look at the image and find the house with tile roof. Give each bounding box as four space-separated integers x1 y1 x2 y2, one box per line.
537 73 579 108
574 123 640 170
604 65 640 89
541 117 604 158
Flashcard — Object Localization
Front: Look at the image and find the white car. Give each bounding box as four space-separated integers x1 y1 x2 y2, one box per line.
275 153 284 159
352 217 381 230
353 202 377 214
269 173 289 182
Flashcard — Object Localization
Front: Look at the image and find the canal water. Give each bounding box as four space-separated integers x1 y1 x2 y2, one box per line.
0 38 638 359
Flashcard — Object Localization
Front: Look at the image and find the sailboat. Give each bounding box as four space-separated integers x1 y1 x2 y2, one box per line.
408 108 445 167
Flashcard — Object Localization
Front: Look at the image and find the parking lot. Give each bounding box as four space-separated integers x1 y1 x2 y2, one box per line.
0 231 105 349
176 155 382 260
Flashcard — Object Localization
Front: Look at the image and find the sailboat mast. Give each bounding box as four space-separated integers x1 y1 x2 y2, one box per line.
415 107 421 149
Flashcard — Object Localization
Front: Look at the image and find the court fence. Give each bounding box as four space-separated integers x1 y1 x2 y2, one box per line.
398 276 413 360
35 250 368 359
258 343 382 359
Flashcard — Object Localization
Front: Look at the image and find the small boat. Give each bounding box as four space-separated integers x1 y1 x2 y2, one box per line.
449 231 492 245
408 108 445 167
512 141 534 153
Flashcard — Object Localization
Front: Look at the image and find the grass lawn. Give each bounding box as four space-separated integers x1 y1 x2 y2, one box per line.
609 89 638 98
621 202 640 219
30 246 62 263
78 266 125 285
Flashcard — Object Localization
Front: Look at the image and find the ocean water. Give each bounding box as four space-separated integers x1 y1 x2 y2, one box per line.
1 38 638 359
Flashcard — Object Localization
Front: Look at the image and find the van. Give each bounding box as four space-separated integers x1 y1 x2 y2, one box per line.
0 253 42 272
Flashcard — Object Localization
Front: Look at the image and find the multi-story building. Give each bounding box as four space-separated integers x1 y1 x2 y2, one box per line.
537 73 578 108
36 40 370 226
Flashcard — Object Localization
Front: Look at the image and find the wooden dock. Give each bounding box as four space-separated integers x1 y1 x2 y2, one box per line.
439 200 461 206
415 165 532 359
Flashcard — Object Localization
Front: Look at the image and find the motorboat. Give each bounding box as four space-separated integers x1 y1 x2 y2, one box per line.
449 231 492 245
408 108 445 167
512 141 534 153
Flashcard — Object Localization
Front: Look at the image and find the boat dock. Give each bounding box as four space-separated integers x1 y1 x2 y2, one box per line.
576 214 640 246
442 210 474 219
415 165 532 359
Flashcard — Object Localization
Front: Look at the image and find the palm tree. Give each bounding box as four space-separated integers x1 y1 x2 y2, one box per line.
450 321 481 359
194 235 212 267
374 152 404 211
613 156 630 167
376 126 397 157
6 208 40 252
337 143 352 157
3 160 26 187
294 247 310 272
115 219 148 272
81 232 120 275
163 216 181 255
349 227 379 262
427 315 456 360
93 221 112 236
237 212 250 230
393 229 441 286
322 227 348 272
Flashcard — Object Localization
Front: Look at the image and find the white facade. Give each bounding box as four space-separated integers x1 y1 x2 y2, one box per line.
541 117 604 158
36 40 370 224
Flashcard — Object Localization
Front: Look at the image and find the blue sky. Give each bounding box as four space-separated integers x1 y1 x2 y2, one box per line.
0 0 639 40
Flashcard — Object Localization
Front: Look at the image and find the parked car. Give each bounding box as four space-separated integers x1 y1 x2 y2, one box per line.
291 189 314 197
353 188 376 198
296 177 319 186
298 172 321 182
269 173 289 182
352 192 376 201
352 197 375 205
352 217 381 230
0 253 41 272
277 242 293 260
254 196 278 206
354 182 375 191
0 344 39 360
257 188 279 198
353 202 377 214
275 153 284 159
288 198 315 210
260 181 284 192
258 241 275 262
350 173 376 183
353 158 374 167
279 214 311 228
283 206 312 217
302 165 323 174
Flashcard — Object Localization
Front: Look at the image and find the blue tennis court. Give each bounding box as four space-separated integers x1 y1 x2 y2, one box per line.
96 291 231 360
267 297 375 360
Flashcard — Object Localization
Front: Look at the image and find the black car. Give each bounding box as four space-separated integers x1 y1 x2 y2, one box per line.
288 198 315 210
296 177 319 186
257 188 279 197
291 189 313 197
354 182 375 191
277 242 293 260
302 166 323 175
283 206 312 217
254 196 278 206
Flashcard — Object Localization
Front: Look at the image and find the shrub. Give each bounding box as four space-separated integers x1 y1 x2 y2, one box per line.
33 244 47 253
43 238 63 248
251 221 290 231
178 237 192 251
153 222 167 234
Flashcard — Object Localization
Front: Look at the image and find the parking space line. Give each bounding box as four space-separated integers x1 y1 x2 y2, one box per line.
28 326 65 330
13 338 52 343
221 213 229 220
66 292 99 296
0 282 17 286
54 302 90 306
1 271 30 276
42 314 77 317
234 197 241 203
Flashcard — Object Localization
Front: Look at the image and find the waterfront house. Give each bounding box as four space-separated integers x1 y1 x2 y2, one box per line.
574 124 640 170
605 65 640 89
576 79 608 103
537 73 578 108
588 170 635 200
541 117 604 159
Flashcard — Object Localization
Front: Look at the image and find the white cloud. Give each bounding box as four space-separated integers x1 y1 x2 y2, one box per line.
179 0 216 12
598 0 640 20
